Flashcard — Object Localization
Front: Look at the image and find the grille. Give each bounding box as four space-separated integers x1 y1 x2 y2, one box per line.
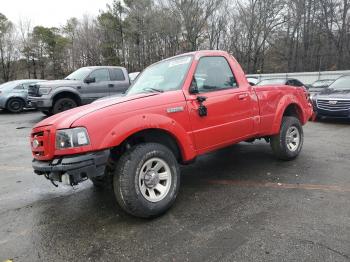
316 99 350 111
28 84 40 97
31 129 51 159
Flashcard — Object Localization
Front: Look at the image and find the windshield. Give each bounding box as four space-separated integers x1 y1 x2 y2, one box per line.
329 76 350 90
127 55 193 95
65 67 92 81
257 79 286 86
312 80 333 87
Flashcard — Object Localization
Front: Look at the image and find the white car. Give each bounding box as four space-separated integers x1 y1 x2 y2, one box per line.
247 77 259 86
129 72 140 83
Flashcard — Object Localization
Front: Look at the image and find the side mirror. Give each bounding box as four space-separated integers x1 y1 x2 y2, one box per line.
84 77 95 84
189 78 199 94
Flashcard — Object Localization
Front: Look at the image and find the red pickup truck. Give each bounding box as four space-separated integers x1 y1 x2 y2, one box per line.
31 51 313 218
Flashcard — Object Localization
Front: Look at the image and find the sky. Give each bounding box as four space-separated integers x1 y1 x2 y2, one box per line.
1 0 114 27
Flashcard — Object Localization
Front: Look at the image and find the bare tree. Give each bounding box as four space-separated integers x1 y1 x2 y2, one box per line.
206 0 229 50
166 0 224 51
75 15 103 66
0 13 18 81
3 0 350 81
319 0 350 69
18 17 34 78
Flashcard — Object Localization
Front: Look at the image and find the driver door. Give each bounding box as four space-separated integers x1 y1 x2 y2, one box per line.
81 68 111 103
186 56 254 151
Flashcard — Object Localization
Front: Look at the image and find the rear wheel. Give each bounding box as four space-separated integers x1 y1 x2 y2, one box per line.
52 97 77 114
270 116 304 160
6 98 24 113
113 143 180 218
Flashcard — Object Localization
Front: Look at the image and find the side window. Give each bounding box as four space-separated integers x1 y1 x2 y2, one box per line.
14 84 24 90
89 69 110 82
194 56 237 93
110 69 125 81
22 83 34 89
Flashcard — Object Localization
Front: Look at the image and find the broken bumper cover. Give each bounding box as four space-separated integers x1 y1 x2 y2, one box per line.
28 96 53 109
32 150 109 185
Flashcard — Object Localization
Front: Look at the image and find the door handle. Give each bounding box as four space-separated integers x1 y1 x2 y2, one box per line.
108 84 114 88
238 93 248 100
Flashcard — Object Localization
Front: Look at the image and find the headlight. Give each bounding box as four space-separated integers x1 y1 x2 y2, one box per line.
56 127 90 149
39 87 52 95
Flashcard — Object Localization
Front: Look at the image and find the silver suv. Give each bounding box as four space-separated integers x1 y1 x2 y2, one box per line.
0 79 46 113
28 66 130 115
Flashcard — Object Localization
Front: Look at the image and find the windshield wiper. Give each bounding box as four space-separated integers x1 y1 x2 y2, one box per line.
142 87 164 93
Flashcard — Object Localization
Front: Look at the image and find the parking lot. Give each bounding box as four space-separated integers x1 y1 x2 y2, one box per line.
0 110 349 261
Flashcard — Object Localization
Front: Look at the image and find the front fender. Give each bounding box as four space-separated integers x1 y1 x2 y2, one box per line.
50 87 81 99
96 114 197 161
4 94 27 104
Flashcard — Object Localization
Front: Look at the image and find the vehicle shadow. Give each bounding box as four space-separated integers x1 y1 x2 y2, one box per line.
0 109 46 127
0 108 38 115
316 117 350 125
32 142 286 223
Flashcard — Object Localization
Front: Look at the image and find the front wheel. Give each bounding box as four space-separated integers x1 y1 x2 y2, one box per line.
52 97 77 114
6 98 24 113
113 143 180 218
270 116 304 160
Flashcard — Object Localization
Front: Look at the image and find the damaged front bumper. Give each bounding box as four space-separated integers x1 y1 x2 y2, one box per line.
32 150 109 186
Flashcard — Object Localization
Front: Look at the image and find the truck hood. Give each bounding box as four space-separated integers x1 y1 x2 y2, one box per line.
316 88 350 99
34 93 158 129
93 93 125 102
38 79 81 88
308 87 325 93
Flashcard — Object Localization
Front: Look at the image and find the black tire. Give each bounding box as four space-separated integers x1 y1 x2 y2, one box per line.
113 143 180 218
270 116 304 160
52 97 77 114
6 98 24 113
41 110 53 116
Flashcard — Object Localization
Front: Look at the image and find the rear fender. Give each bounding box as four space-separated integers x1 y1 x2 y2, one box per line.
271 95 305 134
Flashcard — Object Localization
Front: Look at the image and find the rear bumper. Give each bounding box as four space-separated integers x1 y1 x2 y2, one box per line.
32 150 109 185
28 96 53 109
